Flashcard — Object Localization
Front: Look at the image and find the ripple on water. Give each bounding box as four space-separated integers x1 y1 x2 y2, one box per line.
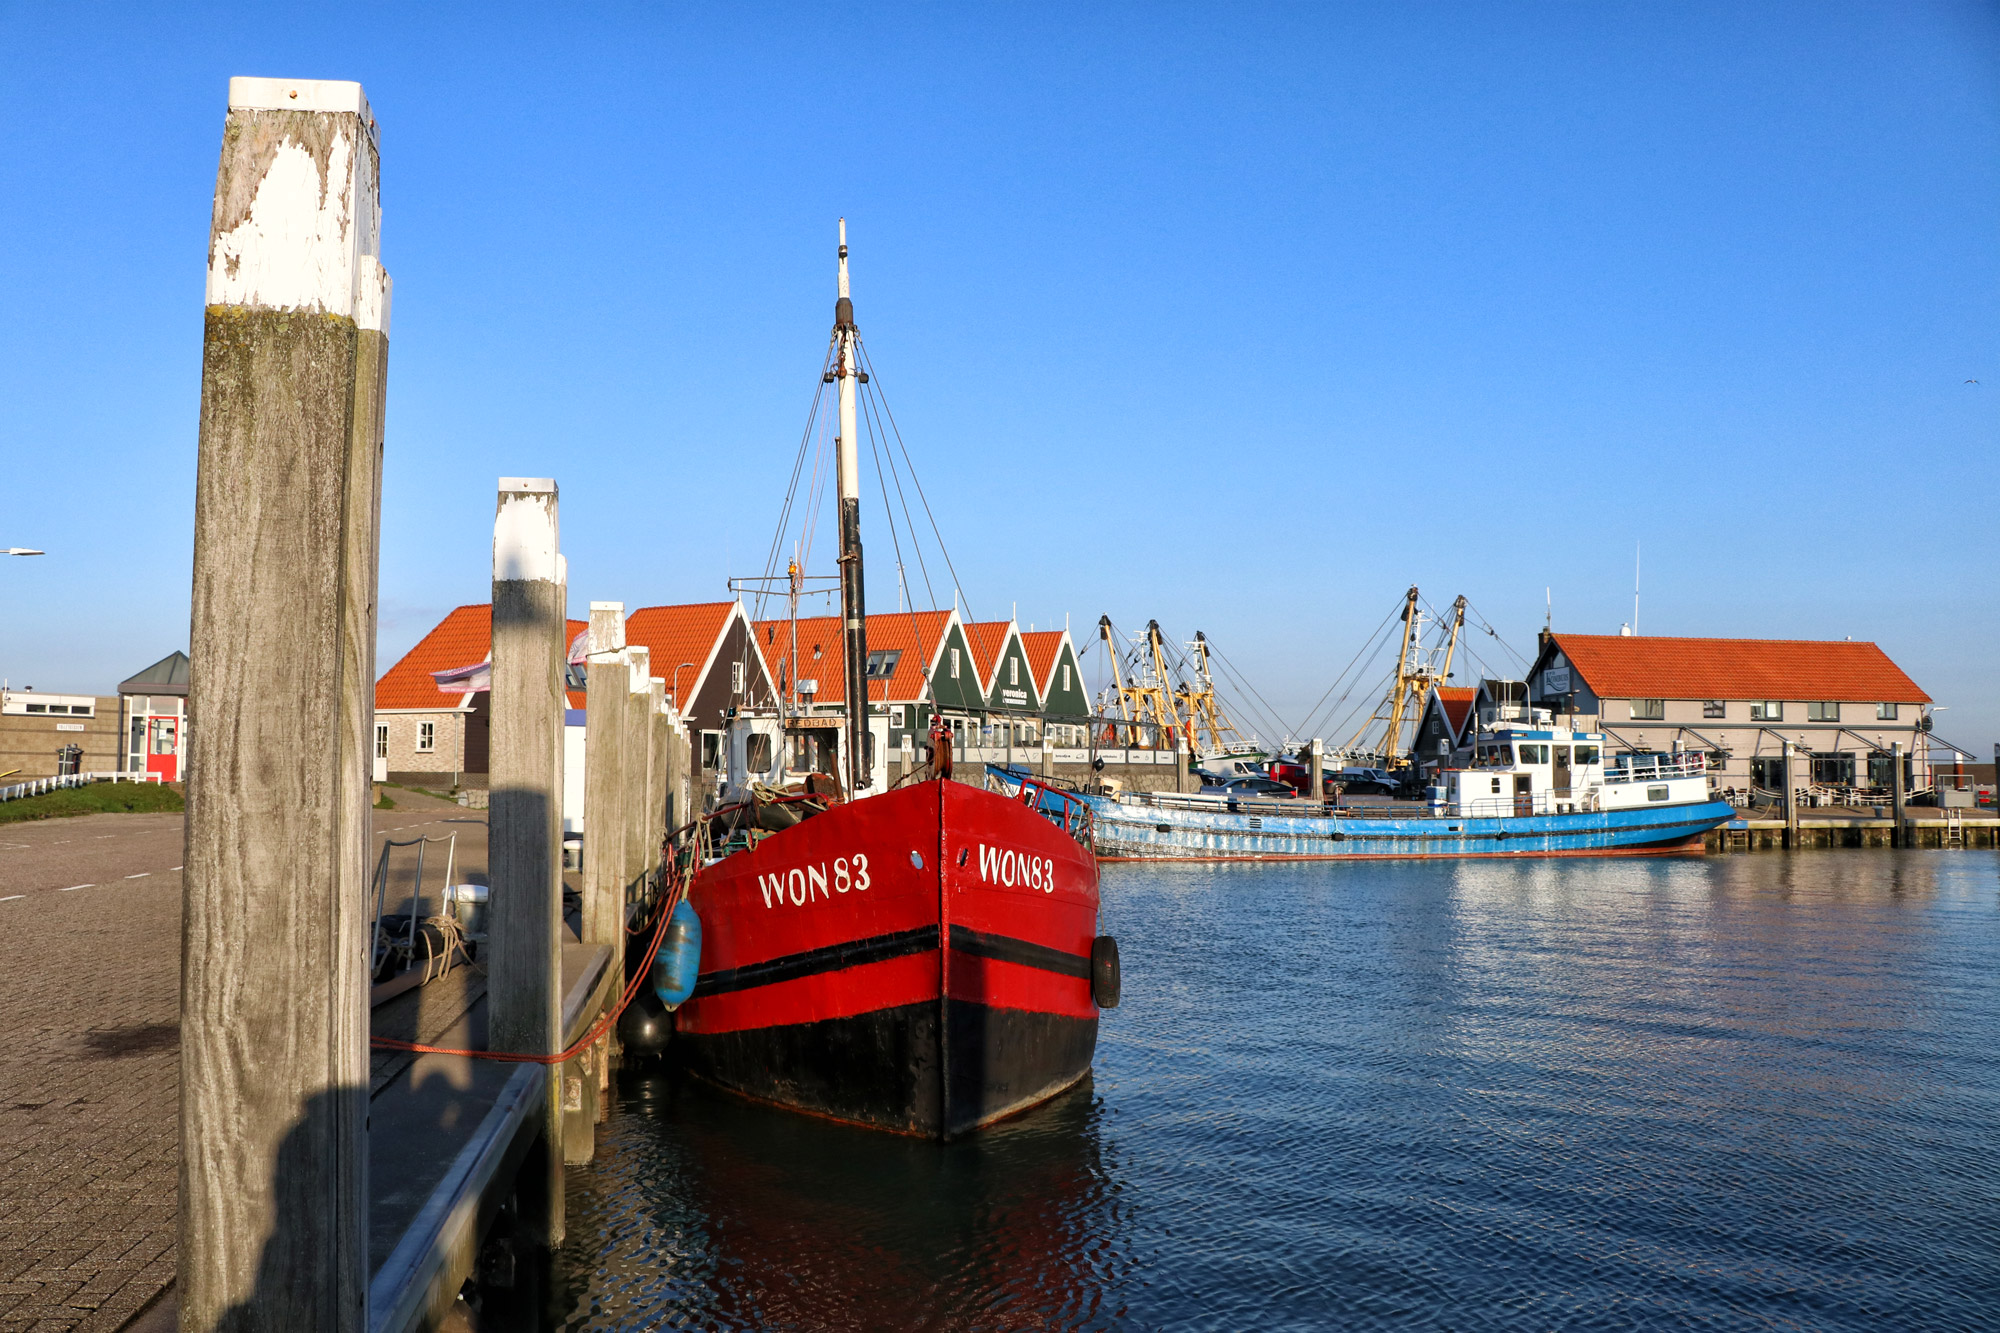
550 852 2000 1331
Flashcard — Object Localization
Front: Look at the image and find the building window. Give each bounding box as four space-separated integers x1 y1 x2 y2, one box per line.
1702 700 1726 719
701 731 722 770
150 719 176 755
950 648 960 679
1630 699 1665 721
864 649 902 678
417 722 435 753
1750 701 1782 722
375 725 388 760
1807 701 1839 722
891 705 906 729
1062 664 1071 692
1750 756 1786 790
1810 751 1855 785
1876 702 1898 721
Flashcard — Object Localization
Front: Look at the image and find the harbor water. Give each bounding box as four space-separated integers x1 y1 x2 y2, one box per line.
545 851 2000 1330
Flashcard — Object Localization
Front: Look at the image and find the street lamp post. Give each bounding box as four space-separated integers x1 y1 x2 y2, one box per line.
668 662 694 709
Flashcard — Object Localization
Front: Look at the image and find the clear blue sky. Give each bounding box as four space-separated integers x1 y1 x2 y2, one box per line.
3 3 1995 753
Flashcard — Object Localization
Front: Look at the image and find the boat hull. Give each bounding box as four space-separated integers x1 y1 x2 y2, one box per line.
675 779 1101 1139
1085 794 1737 861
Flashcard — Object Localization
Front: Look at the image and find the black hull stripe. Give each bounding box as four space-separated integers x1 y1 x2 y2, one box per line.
693 924 940 999
951 926 1092 979
690 924 1090 998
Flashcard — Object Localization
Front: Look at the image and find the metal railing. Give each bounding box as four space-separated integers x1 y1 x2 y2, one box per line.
0 771 165 803
1603 754 1707 784
369 833 458 982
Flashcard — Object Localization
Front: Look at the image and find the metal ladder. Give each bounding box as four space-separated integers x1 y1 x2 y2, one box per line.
1945 807 1964 847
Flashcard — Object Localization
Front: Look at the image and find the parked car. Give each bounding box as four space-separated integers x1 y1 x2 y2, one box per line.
1198 776 1296 799
1333 767 1401 798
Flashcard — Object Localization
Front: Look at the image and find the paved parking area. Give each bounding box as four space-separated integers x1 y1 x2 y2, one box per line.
0 791 483 1331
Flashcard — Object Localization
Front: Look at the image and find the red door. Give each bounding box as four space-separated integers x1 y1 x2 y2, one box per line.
146 717 179 782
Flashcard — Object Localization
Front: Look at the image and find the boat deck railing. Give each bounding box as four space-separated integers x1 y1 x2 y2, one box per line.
1603 754 1707 784
1109 784 1719 822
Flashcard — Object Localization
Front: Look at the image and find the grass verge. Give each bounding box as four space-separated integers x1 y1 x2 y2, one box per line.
0 780 185 825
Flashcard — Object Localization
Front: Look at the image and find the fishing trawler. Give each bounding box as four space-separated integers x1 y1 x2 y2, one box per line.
1044 588 1731 859
668 225 1117 1139
1070 722 1734 860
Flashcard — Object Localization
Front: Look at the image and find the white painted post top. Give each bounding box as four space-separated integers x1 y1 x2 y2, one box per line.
494 479 561 583
228 77 374 123
627 647 652 695
588 602 626 654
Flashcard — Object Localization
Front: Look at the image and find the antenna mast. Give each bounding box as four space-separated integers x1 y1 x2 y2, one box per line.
834 219 870 795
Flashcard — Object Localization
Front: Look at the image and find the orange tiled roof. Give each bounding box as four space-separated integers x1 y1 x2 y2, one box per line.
1554 634 1931 704
624 602 736 709
375 605 588 710
962 621 1013 690
1435 686 1476 732
1020 631 1067 695
751 611 952 706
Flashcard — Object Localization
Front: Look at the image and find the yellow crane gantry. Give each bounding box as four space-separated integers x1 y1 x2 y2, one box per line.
1344 587 1466 767
1098 616 1183 747
1177 631 1252 758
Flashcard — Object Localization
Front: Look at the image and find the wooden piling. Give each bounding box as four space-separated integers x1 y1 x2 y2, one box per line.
581 604 628 953
623 647 653 901
487 477 567 1245
1891 741 1906 848
647 678 668 881
1308 738 1324 808
1783 740 1799 850
180 76 389 1333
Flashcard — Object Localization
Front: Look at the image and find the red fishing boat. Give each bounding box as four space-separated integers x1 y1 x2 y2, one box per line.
669 224 1117 1139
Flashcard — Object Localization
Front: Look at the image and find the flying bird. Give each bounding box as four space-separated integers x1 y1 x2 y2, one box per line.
1967 379 1980 385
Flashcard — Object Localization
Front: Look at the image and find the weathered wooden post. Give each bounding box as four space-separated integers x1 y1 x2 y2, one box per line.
647 677 668 878
487 478 566 1245
623 646 652 903
1783 740 1799 850
181 75 389 1333
1891 741 1906 848
581 603 627 951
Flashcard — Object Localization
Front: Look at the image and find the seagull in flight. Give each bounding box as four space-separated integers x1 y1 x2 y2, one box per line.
1967 379 1980 385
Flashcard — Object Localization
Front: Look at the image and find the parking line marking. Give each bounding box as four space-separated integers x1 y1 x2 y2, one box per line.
60 884 93 892
126 872 150 879
0 895 23 902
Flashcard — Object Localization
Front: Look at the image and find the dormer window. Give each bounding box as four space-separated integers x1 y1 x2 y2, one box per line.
864 649 901 678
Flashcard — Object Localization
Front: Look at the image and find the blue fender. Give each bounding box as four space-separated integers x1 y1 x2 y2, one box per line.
650 899 702 1010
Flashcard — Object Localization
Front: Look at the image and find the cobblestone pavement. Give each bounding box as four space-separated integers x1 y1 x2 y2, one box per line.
0 791 483 1331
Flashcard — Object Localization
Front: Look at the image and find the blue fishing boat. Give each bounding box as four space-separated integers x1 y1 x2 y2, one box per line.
997 722 1733 861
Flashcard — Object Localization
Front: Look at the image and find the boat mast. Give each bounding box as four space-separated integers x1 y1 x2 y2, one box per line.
834 220 870 796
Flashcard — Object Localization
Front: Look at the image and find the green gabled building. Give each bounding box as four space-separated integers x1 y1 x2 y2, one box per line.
1021 629 1092 747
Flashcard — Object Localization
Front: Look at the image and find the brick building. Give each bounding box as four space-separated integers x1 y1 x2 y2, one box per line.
1523 633 1935 798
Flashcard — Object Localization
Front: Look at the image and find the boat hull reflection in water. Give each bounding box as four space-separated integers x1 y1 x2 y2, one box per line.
552 1070 1127 1331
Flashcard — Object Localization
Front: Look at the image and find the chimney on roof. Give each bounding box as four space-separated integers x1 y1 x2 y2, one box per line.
1620 623 1633 637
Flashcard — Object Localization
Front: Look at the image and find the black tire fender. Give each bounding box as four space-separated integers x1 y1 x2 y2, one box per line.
1090 935 1121 1010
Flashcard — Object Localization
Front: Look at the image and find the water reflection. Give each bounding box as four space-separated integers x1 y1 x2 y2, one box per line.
552 1071 1132 1331
550 853 2000 1331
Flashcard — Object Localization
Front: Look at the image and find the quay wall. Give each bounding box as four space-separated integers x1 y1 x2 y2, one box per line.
1705 818 1997 852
